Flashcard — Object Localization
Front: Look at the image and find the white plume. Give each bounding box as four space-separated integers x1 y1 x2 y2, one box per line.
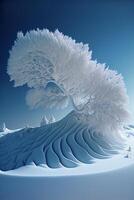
7 29 130 133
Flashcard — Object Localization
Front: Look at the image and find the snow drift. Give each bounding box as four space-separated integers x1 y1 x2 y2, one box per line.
0 111 125 171
1 123 134 200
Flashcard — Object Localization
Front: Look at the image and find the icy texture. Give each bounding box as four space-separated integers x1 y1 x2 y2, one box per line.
1 125 134 200
7 29 129 134
0 111 124 171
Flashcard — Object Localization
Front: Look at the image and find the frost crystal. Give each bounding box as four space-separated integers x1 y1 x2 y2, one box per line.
7 29 130 133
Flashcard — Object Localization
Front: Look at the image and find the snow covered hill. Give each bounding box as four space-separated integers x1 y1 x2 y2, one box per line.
0 111 126 171
0 112 134 200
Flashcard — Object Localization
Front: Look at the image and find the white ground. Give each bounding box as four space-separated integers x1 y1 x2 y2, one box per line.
0 131 134 200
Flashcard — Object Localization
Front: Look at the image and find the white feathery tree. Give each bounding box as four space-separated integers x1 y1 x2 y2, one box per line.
7 29 130 133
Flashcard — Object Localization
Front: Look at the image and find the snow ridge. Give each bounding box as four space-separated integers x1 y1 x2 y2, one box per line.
0 112 124 171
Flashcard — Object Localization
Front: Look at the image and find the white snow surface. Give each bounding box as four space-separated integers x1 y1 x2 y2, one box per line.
0 135 134 200
0 112 134 200
0 111 125 171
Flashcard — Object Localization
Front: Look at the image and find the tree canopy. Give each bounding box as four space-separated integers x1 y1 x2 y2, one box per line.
7 29 130 133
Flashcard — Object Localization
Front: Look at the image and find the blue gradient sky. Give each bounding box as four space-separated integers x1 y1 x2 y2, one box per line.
0 0 134 129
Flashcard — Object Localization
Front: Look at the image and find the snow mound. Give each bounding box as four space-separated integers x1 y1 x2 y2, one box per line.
0 112 125 171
